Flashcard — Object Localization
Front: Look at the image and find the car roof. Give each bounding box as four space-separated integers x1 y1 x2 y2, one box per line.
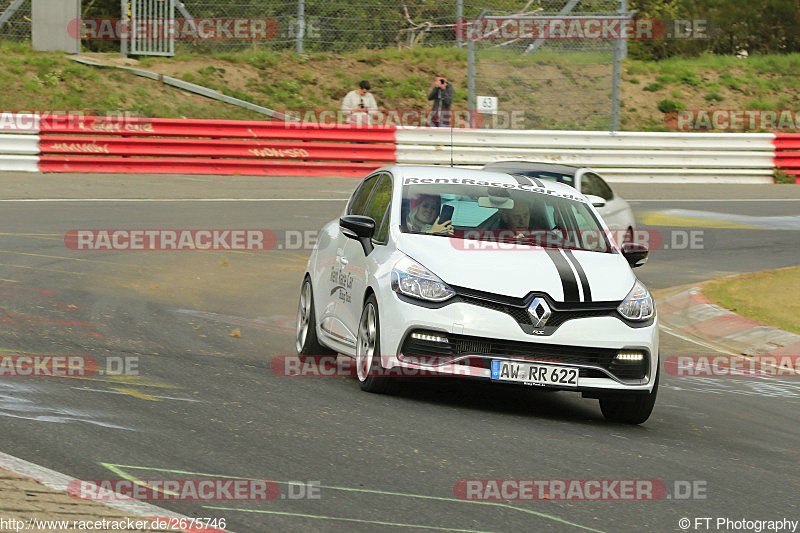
481 161 581 176
385 165 581 197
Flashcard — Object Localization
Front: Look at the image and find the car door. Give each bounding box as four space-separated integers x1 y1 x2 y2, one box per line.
320 173 380 349
339 172 394 344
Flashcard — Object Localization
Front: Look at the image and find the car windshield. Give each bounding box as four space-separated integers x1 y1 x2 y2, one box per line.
401 179 611 253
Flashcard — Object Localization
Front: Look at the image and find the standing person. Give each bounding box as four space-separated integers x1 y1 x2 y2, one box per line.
427 74 454 128
341 80 379 126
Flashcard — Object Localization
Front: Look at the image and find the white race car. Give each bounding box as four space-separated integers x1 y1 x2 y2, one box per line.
296 166 659 424
482 161 637 242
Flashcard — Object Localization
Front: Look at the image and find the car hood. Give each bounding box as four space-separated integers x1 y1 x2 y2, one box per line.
396 233 636 303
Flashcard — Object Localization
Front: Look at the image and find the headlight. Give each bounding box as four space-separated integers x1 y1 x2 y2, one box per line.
617 280 654 321
391 256 455 302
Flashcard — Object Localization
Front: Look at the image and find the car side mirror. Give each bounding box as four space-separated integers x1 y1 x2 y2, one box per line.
586 194 606 208
340 215 375 255
621 242 648 268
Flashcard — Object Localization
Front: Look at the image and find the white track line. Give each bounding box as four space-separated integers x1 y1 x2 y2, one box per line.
659 323 736 355
0 198 349 202
0 198 796 203
0 451 226 531
630 199 800 203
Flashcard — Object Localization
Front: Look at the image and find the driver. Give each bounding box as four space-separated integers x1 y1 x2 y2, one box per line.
406 194 454 235
500 200 531 238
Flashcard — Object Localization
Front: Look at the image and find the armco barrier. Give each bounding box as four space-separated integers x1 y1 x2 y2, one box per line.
0 113 792 182
774 133 800 184
395 129 777 184
35 115 397 177
0 116 40 172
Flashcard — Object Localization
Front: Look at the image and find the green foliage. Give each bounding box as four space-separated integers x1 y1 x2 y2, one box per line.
746 99 778 110
657 99 685 113
629 0 800 59
643 82 663 92
773 170 795 184
704 93 725 102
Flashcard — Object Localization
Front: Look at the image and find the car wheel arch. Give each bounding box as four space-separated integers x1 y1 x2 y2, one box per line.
363 286 376 306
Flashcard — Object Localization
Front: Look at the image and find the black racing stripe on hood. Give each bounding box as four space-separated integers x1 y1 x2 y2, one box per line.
510 174 531 186
563 249 592 302
544 249 579 302
528 176 545 187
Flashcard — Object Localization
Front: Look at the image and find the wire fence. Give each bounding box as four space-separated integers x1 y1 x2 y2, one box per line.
0 0 625 130
180 0 472 53
470 0 625 131
0 0 31 42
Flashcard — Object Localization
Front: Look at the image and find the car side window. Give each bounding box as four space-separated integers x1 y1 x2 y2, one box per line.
582 173 613 201
364 174 393 244
347 175 379 215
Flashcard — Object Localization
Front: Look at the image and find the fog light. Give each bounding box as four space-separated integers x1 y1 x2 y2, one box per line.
411 332 449 344
615 351 644 363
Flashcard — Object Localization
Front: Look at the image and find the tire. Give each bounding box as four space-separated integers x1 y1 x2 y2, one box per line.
355 294 395 394
599 366 659 424
296 277 335 357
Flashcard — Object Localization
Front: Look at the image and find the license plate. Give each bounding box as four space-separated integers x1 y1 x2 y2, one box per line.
491 360 578 388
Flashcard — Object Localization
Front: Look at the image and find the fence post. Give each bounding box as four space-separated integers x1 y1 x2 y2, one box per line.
296 0 304 54
467 30 475 128
620 0 628 60
610 0 624 131
456 0 463 48
120 0 128 57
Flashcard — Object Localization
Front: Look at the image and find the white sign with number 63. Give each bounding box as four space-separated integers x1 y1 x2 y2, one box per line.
476 96 498 114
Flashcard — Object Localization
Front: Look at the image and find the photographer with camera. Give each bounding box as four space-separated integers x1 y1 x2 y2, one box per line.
427 74 455 128
341 80 379 126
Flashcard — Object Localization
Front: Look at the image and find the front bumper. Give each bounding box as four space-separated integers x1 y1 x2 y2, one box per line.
379 292 659 392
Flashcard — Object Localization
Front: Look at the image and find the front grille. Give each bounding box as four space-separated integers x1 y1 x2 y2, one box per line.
452 286 620 335
402 331 647 381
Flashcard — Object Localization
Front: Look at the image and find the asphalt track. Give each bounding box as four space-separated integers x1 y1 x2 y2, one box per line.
0 173 799 532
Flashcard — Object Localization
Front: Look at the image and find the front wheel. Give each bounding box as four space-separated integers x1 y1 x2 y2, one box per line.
355 295 395 394
599 367 659 424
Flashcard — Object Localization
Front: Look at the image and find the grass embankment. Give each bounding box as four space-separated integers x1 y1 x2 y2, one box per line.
1 40 799 130
703 267 800 334
621 54 800 131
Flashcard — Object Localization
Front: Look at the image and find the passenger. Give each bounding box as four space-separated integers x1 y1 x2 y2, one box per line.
406 194 454 235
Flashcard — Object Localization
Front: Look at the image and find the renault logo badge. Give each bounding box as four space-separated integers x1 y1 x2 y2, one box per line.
528 298 552 329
